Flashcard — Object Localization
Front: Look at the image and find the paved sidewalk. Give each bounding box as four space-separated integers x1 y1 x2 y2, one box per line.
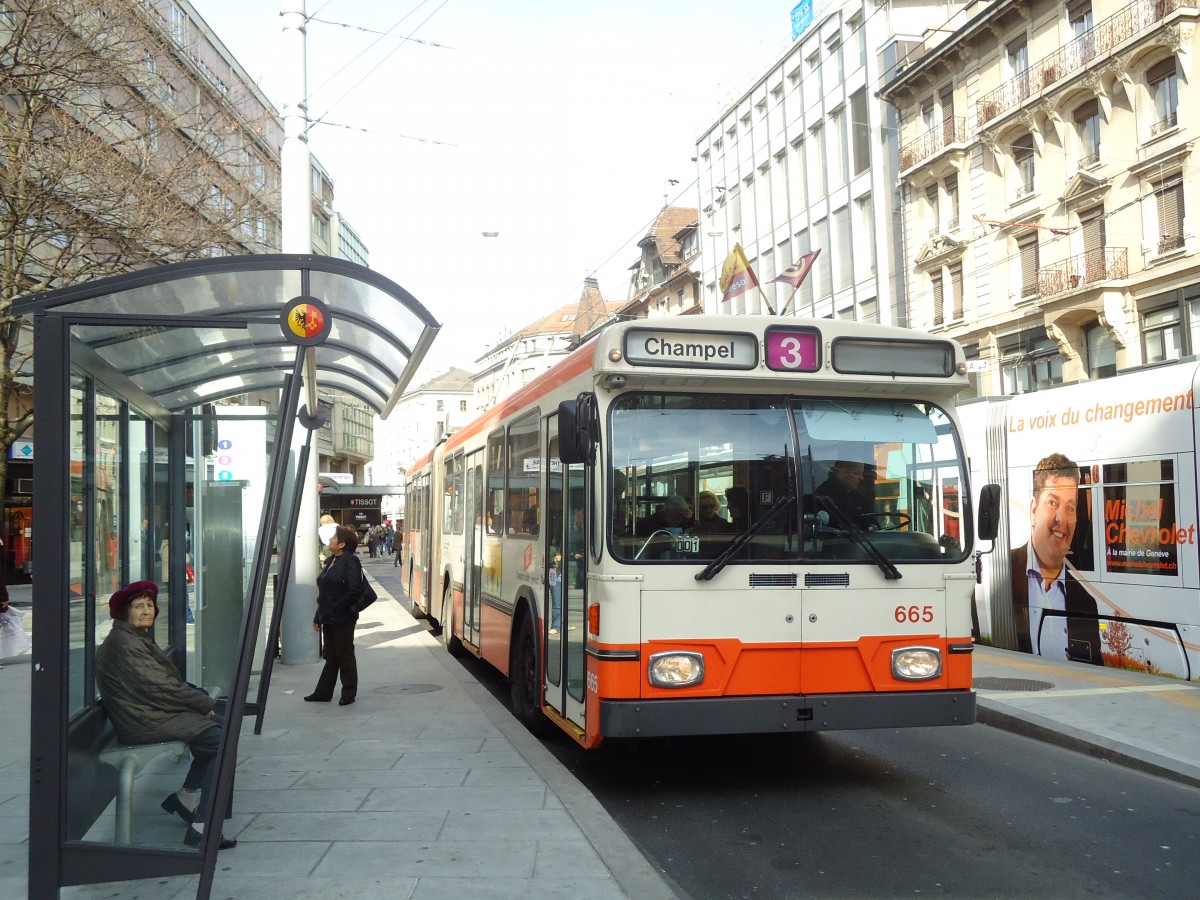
0 571 676 899
973 642 1200 789
4 563 1200 898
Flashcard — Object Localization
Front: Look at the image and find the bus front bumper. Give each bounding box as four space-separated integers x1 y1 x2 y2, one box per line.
599 689 976 738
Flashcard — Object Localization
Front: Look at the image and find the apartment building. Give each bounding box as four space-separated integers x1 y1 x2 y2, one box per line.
472 277 625 410
618 206 704 319
880 0 1198 396
696 0 955 324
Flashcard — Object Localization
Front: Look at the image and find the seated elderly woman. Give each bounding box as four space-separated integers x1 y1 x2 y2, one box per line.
95 580 236 849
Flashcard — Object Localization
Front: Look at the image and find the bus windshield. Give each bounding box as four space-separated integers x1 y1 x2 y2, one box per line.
608 394 967 566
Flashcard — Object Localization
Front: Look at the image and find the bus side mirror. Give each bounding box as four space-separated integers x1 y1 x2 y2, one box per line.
559 393 598 466
977 483 1001 542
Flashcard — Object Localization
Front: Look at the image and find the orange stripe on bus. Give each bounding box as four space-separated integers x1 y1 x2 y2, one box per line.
588 636 972 698
444 341 597 453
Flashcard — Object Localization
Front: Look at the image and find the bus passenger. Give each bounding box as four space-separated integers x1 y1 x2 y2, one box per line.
725 486 749 533
692 491 732 535
640 495 690 535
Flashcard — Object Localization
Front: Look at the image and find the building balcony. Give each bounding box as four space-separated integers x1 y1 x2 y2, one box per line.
975 0 1196 127
899 117 968 171
1037 247 1128 297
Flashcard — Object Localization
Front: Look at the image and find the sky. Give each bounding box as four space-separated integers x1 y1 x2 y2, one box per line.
191 1 797 380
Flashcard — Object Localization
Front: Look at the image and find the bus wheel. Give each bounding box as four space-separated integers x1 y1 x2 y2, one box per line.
442 585 464 657
510 615 550 736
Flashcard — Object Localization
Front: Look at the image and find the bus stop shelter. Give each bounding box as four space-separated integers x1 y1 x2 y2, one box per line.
15 255 439 899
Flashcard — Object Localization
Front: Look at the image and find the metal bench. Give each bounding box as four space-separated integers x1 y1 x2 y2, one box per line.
96 688 220 845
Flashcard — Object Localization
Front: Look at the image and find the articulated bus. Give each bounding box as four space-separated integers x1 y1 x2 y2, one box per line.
962 357 1200 682
404 316 999 747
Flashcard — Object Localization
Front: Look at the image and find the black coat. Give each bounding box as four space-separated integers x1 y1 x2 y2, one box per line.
315 552 365 625
1010 544 1102 664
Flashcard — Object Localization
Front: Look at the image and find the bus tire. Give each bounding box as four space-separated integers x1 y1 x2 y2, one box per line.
441 584 464 657
510 614 550 736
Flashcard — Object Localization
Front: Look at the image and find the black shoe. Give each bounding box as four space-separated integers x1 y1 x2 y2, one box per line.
184 826 237 849
304 693 331 702
161 793 195 825
338 696 355 706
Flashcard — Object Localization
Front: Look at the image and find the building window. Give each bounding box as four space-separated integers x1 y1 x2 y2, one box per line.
851 89 870 175
1007 37 1030 102
1142 306 1182 363
436 399 444 412
1086 323 1117 379
949 262 964 321
168 2 187 45
1074 99 1100 168
460 400 468 412
931 269 944 326
833 207 852 291
1153 177 1184 254
1017 231 1039 298
943 176 959 231
1000 334 1062 394
1148 57 1179 136
925 184 939 235
1069 1 1095 63
1013 133 1035 199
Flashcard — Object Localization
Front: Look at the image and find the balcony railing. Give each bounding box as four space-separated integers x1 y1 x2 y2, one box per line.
976 0 1196 126
899 117 968 171
1037 247 1129 297
1159 233 1185 254
1151 111 1179 135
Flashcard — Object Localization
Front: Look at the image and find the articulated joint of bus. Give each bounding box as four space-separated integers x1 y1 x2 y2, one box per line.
598 688 977 738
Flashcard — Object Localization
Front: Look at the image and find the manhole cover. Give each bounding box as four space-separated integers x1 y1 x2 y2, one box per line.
374 683 444 695
973 677 1054 692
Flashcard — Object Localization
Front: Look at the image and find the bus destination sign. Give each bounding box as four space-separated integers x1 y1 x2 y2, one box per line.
624 328 758 370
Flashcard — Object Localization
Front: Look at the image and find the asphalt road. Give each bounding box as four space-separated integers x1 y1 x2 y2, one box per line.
452 651 1200 900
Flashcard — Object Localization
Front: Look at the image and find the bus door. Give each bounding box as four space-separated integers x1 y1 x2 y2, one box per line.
544 420 587 726
463 450 484 648
419 474 434 611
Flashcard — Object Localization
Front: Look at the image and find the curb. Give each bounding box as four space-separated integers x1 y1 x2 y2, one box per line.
976 701 1200 790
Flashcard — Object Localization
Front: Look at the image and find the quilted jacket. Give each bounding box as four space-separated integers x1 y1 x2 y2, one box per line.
95 619 217 745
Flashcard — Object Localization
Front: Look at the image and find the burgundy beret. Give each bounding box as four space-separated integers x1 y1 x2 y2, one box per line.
109 580 159 619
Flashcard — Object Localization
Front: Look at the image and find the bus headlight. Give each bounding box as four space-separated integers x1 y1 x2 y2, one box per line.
648 651 705 688
892 647 942 681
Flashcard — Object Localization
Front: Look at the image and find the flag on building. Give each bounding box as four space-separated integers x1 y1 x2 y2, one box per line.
719 243 760 303
773 250 821 289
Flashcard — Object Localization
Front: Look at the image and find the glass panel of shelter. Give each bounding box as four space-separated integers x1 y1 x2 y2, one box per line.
64 324 275 852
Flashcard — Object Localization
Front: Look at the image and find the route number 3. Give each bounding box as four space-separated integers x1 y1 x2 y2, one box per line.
894 605 934 624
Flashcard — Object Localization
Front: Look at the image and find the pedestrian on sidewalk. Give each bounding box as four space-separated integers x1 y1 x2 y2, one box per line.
95 580 237 849
306 525 365 706
0 593 31 658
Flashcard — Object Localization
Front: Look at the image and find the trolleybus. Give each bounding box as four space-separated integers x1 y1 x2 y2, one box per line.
404 315 999 747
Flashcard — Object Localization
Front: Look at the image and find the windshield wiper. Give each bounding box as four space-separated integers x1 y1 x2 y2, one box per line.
814 496 902 580
695 492 795 581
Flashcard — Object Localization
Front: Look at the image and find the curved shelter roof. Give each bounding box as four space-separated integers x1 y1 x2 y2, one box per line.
13 254 440 416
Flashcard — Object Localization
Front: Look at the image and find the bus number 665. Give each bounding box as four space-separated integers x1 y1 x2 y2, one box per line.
895 605 934 624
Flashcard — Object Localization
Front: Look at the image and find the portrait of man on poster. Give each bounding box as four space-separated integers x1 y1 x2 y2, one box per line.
1009 452 1103 664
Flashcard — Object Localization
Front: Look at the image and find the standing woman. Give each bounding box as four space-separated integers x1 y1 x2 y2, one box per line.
306 525 365 706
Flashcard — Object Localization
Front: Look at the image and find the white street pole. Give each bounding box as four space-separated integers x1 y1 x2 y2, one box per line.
281 1 320 665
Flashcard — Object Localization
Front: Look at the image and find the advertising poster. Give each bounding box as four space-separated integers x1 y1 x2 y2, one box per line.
968 361 1200 680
